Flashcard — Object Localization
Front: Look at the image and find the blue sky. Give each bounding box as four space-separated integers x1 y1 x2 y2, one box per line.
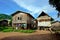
0 0 60 21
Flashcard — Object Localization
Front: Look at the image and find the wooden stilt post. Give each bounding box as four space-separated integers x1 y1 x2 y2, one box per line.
38 26 40 30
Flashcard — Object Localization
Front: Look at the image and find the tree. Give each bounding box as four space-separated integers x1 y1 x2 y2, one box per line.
49 0 60 17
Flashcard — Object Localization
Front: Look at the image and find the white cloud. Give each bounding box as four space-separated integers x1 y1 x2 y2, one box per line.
13 0 55 13
13 0 58 19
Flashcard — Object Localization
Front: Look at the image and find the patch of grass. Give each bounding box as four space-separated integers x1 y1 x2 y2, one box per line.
2 28 13 32
14 30 35 33
0 27 35 33
1 27 13 32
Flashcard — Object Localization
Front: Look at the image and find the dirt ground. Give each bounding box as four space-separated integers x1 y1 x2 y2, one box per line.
0 30 60 40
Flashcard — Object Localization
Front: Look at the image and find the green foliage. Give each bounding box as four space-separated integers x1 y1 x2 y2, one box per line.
2 28 13 32
0 27 35 33
0 26 13 31
15 30 35 33
49 0 60 11
49 0 60 17
0 14 12 20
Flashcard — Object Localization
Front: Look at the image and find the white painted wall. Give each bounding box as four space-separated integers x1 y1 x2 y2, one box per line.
38 21 51 27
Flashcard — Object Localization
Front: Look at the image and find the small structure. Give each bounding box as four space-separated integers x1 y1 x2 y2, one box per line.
51 21 60 31
52 21 60 27
37 11 54 30
0 20 8 26
12 11 34 29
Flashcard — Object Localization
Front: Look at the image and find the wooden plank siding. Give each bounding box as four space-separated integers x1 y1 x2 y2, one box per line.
12 11 34 29
37 11 54 30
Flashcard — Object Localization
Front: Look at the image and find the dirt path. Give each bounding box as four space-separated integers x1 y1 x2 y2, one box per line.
0 30 60 40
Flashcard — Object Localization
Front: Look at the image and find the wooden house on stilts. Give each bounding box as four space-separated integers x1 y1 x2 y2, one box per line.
37 11 54 30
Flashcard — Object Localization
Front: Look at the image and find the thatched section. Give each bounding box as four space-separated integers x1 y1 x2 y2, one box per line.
51 21 60 31
52 21 60 27
37 11 54 21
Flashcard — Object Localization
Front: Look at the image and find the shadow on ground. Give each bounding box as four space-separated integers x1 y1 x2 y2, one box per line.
0 34 60 40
